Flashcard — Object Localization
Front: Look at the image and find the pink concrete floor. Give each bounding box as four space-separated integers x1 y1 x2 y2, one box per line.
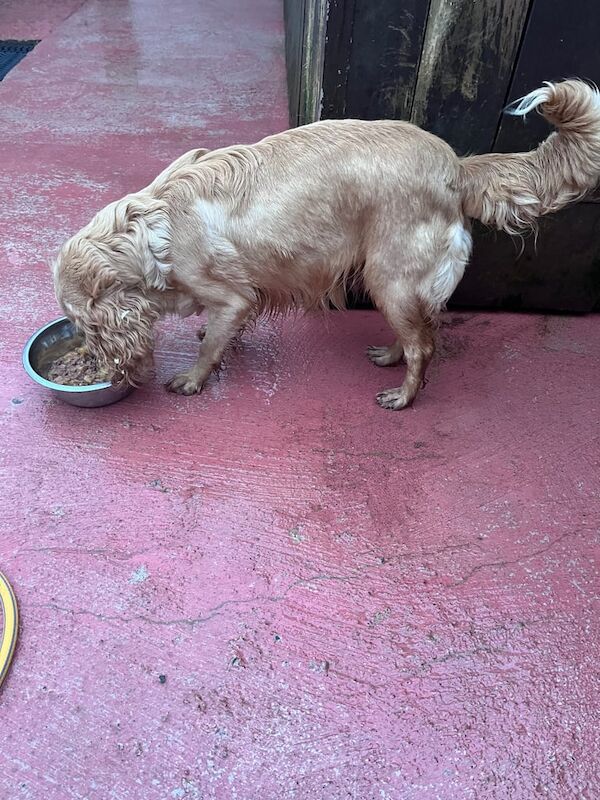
1 2 599 799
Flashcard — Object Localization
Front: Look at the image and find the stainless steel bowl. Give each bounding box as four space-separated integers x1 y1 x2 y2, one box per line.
22 316 134 408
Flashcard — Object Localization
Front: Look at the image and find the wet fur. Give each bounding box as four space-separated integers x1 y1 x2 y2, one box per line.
54 79 600 408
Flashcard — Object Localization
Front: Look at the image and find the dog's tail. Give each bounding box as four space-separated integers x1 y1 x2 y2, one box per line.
459 79 600 233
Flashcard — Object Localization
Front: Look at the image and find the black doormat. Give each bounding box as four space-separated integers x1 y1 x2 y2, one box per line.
0 40 38 81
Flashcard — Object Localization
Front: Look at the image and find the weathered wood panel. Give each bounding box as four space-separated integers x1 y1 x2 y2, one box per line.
298 0 328 126
344 0 431 120
320 0 356 119
495 0 600 153
411 0 531 153
453 205 600 312
283 0 328 126
283 0 305 126
308 0 432 123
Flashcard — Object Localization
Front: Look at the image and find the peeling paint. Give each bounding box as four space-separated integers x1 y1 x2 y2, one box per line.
129 565 150 584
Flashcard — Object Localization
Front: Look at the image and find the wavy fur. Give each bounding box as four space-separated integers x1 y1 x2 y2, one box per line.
54 79 600 408
460 79 600 233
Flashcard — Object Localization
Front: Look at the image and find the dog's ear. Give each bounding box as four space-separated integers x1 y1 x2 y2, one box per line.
109 196 172 291
55 205 164 385
72 250 158 386
82 258 121 302
80 282 159 387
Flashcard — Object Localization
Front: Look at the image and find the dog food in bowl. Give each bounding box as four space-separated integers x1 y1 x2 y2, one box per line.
23 317 133 407
46 344 111 386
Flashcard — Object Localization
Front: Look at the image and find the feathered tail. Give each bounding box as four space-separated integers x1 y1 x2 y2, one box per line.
459 79 600 233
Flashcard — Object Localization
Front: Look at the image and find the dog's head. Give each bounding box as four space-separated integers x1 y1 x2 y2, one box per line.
53 195 171 386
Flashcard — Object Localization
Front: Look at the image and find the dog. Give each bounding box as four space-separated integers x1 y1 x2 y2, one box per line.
53 79 600 409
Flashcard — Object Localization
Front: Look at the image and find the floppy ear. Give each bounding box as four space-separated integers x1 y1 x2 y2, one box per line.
56 191 171 385
109 196 173 291
78 262 160 387
118 148 210 286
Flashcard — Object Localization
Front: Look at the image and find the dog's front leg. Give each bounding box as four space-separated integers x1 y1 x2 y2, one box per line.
166 296 251 396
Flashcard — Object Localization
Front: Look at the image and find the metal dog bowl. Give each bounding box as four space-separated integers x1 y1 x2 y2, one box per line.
22 316 134 408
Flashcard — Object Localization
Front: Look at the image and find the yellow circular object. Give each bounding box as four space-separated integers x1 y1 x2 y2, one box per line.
0 571 18 688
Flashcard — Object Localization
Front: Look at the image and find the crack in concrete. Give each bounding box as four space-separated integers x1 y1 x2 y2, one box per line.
32 572 360 629
28 531 590 629
26 538 483 630
356 540 480 566
312 446 441 463
17 545 156 561
453 529 587 586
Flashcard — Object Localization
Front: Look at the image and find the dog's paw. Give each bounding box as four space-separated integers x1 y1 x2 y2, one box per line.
376 388 413 410
165 371 204 396
367 345 403 367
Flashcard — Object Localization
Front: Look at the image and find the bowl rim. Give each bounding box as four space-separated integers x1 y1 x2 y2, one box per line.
22 316 115 393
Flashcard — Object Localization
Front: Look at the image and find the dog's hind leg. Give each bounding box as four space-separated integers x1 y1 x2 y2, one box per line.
372 289 436 410
166 295 251 395
366 219 471 408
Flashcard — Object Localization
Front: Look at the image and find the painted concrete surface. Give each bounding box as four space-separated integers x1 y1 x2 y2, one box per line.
0 2 599 799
